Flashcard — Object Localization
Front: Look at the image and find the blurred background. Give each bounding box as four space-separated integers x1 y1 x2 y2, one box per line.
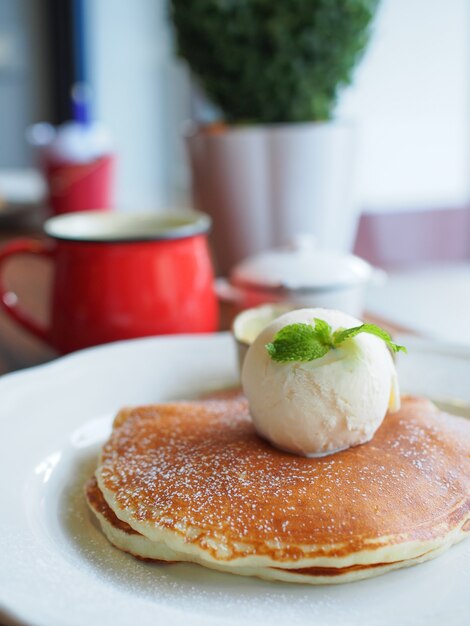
2 0 470 263
1 0 470 369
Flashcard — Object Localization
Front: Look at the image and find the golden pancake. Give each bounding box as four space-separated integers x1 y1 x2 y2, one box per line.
86 475 456 583
88 396 470 584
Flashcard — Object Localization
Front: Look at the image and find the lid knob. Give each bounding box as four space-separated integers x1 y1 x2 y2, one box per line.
285 233 317 253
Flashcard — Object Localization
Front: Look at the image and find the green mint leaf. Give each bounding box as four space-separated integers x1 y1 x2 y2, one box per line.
265 322 332 362
313 317 333 345
332 323 407 353
265 319 407 363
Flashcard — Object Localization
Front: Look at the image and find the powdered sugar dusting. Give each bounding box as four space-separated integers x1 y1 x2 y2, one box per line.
98 396 470 560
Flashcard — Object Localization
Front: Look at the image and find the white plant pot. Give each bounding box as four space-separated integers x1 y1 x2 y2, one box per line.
186 122 359 275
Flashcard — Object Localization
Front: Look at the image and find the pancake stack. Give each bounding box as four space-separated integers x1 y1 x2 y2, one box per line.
86 395 470 584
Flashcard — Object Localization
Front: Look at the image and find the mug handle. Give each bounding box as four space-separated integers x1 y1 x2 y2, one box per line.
0 238 54 344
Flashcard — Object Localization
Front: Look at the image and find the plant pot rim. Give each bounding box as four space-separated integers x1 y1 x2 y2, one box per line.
183 118 355 139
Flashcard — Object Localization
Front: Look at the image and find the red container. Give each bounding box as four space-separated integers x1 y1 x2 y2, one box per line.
0 211 218 354
44 154 114 215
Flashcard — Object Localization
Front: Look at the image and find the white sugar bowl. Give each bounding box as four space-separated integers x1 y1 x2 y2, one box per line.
217 235 384 317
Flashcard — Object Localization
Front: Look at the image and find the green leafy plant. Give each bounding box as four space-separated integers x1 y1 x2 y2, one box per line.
266 318 406 363
171 0 379 123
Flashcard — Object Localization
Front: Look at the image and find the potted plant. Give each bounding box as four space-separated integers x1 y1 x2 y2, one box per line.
171 0 379 274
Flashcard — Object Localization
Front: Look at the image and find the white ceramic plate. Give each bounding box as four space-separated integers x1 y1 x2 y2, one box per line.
1 334 469 626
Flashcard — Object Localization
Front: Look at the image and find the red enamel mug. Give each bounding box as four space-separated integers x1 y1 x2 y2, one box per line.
0 211 219 354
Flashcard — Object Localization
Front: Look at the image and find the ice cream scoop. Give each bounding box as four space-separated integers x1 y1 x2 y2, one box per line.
241 308 401 457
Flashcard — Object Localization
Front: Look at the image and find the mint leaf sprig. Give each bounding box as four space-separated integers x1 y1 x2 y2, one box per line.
265 319 406 363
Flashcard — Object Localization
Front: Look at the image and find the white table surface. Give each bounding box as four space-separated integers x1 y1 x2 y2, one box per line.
366 262 470 345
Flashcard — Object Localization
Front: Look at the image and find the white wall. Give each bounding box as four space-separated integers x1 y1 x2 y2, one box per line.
86 0 190 211
338 0 470 213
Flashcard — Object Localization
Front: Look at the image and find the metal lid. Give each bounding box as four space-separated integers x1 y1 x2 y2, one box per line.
230 235 373 293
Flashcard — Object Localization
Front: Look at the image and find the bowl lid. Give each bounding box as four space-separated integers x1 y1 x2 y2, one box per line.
230 236 373 292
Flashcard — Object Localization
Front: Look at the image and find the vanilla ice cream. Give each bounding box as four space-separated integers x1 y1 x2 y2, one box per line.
241 308 400 457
